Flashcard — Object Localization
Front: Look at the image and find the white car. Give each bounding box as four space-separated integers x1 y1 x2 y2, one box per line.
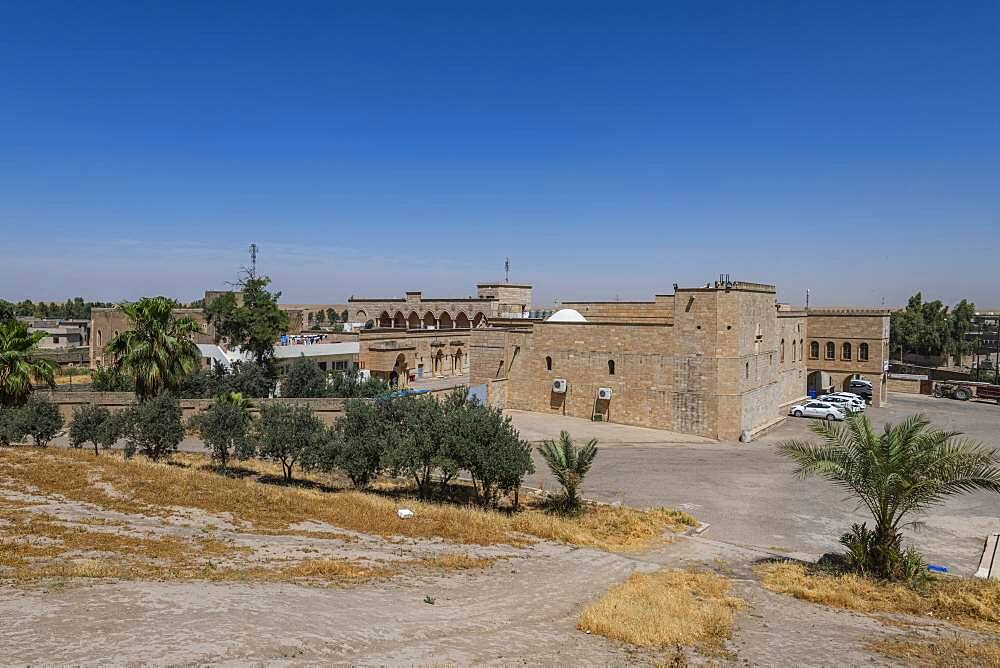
789 401 847 421
818 394 865 413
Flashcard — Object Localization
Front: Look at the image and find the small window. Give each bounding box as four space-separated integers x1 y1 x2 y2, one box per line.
52 336 60 344
792 339 797 362
780 339 785 363
608 359 615 375
545 356 552 371
859 343 869 362
809 341 819 359
745 362 750 379
825 342 835 360
842 342 852 361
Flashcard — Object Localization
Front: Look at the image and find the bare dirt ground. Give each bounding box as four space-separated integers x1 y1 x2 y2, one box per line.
4 392 998 665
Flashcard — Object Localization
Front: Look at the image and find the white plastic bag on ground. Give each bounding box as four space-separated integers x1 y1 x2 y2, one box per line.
397 508 415 519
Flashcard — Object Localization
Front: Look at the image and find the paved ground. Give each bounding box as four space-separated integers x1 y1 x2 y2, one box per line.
513 393 1000 575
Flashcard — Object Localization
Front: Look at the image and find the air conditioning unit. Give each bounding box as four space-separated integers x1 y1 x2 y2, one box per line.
597 387 613 400
552 378 567 394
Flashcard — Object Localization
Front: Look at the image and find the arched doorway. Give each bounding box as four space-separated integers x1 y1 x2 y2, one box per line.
423 312 436 329
473 312 487 328
439 312 454 329
407 312 421 329
378 311 392 328
393 312 406 328
355 309 367 323
455 312 470 328
434 349 444 375
389 353 408 388
454 349 464 373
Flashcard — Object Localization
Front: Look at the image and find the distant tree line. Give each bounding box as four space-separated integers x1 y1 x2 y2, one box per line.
889 292 977 361
0 297 115 321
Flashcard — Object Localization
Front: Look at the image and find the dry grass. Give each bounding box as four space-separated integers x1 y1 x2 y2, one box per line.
417 554 496 570
0 448 693 553
577 569 746 652
0 500 389 585
512 504 696 552
869 635 1000 667
755 562 1000 635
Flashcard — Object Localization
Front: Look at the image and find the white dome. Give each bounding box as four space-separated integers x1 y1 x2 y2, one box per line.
546 308 587 323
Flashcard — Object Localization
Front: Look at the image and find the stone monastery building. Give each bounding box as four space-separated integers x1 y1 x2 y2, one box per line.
470 279 889 441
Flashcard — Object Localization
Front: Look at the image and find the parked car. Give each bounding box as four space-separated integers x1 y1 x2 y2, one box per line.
789 401 847 421
818 394 865 413
846 379 873 402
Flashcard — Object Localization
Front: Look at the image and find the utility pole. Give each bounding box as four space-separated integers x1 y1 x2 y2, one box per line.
805 289 810 309
248 243 258 280
504 257 510 284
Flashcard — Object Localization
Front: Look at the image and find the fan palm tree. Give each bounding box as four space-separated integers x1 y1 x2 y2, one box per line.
779 413 1000 580
0 319 57 407
104 297 201 402
537 430 599 513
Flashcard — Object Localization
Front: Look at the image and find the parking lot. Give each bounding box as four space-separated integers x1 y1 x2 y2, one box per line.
513 393 1000 574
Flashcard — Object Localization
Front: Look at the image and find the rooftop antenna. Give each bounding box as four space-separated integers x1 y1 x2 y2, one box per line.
806 289 810 309
504 257 510 284
248 243 258 279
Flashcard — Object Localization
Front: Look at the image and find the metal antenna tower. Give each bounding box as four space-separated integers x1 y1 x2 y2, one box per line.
248 243 258 279
504 257 510 283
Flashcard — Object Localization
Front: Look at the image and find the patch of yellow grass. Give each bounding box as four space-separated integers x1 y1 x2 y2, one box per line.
869 635 1000 667
577 569 746 652
755 562 1000 635
418 554 496 570
513 505 696 552
0 449 693 553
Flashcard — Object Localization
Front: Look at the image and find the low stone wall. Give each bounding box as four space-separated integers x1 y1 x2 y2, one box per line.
889 363 971 382
887 374 927 395
43 392 348 426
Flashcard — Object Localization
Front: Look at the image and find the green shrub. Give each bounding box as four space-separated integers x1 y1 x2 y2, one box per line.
121 393 184 461
281 356 330 398
326 398 394 488
69 404 113 455
0 407 25 446
445 400 534 508
251 403 326 481
188 393 255 469
19 395 64 447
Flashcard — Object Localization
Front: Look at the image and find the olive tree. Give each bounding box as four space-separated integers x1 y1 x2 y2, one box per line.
446 401 534 508
252 403 326 482
328 398 396 488
69 404 114 455
188 393 255 470
121 393 184 460
19 395 64 447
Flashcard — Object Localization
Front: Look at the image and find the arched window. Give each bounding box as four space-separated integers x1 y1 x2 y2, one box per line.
825 342 835 360
545 356 552 371
859 342 869 362
780 339 785 363
810 341 819 359
842 342 852 360
608 359 615 375
745 362 750 379
792 339 797 361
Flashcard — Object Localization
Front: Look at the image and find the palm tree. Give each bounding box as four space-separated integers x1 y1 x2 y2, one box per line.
779 414 1000 580
105 297 201 402
0 319 57 407
537 430 599 513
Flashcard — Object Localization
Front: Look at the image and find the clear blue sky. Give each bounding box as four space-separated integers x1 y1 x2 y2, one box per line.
2 1 998 308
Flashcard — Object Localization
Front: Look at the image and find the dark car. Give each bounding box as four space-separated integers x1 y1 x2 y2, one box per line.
846 379 873 402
